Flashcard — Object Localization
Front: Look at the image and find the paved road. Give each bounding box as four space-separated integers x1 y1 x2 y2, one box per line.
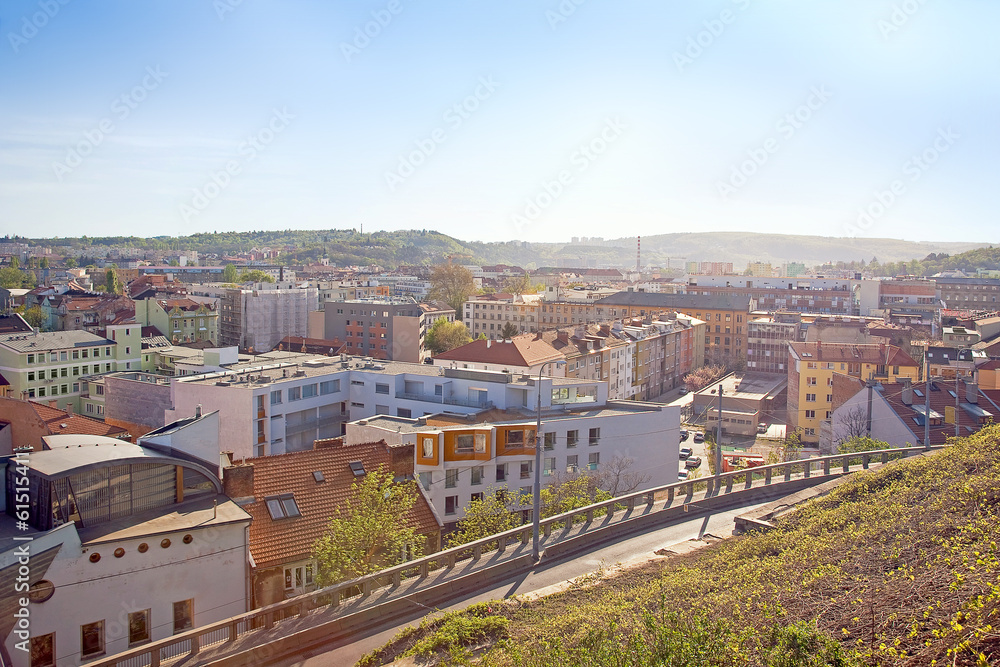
282 500 773 667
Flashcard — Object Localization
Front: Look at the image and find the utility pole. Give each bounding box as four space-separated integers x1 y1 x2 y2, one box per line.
924 375 931 450
956 371 961 438
865 378 874 437
715 383 723 482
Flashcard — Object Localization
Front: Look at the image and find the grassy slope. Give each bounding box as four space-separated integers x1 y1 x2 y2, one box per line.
361 426 1000 666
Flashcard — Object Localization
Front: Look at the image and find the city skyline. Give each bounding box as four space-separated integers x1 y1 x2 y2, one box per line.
1 1 998 244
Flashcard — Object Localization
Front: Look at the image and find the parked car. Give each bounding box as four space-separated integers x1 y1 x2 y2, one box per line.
678 388 689 395
679 429 689 442
679 446 693 460
685 456 702 469
678 469 689 481
757 422 768 434
693 432 705 443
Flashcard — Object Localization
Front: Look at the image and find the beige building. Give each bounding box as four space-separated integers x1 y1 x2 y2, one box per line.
463 293 542 340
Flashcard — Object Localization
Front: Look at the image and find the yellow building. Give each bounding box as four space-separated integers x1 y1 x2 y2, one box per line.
787 342 920 444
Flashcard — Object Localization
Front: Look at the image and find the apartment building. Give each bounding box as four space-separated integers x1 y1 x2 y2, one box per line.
0 325 141 412
0 434 251 667
866 279 938 325
135 297 218 345
787 342 920 444
686 275 855 316
747 313 804 374
935 277 1000 308
323 297 455 362
588 292 753 366
219 282 318 353
616 315 704 401
462 293 542 339
539 326 631 400
347 393 679 524
434 334 564 376
39 292 134 334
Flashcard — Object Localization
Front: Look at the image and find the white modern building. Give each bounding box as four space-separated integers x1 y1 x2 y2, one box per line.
0 435 251 666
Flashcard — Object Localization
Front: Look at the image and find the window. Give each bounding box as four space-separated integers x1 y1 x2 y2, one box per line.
805 393 816 402
826 394 833 402
588 453 600 470
173 600 193 634
471 492 483 503
375 383 389 394
265 494 300 519
543 432 555 450
128 610 151 646
544 457 556 475
27 353 34 364
320 379 340 394
302 383 318 399
271 390 282 405
30 633 55 667
288 386 301 401
589 427 600 445
825 411 832 419
805 410 816 419
81 620 105 658
445 469 459 488
496 463 507 482
397 407 412 418
60 367 67 377
567 454 578 471
806 377 817 386
520 461 533 479
566 430 578 447
27 372 34 382
445 496 458 515
471 466 483 485
506 429 524 446
418 471 432 491
804 428 816 436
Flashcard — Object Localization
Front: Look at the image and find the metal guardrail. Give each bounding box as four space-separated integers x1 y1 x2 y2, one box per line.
88 445 943 667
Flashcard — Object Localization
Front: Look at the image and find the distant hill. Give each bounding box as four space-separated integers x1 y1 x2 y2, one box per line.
22 230 992 271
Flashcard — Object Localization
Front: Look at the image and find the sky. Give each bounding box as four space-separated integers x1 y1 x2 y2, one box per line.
1 1 998 245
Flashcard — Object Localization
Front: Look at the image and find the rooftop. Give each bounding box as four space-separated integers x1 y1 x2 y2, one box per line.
434 334 563 367
878 379 1000 446
592 291 753 311
0 329 112 352
693 372 787 401
789 342 918 367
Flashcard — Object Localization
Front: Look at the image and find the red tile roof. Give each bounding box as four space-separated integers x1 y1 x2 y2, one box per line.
790 342 918 367
434 333 563 367
242 441 440 570
878 379 1000 446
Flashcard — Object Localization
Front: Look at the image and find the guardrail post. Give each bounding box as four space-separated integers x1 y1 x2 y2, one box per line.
228 620 239 643
521 529 530 545
627 496 635 511
297 601 307 618
667 487 674 504
472 544 482 560
646 491 654 507
543 523 552 538
804 461 811 478
744 474 752 490
881 452 889 464
419 560 429 577
332 588 341 607
393 570 402 586
190 634 200 656
586 508 594 523
264 611 273 630
862 453 870 469
823 458 830 475
765 467 772 485
725 477 733 493
784 464 792 482
362 579 373 597
151 649 161 667
842 456 849 473
497 536 507 553
446 553 456 568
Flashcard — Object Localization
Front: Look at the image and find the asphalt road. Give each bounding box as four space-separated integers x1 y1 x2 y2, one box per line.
281 499 775 667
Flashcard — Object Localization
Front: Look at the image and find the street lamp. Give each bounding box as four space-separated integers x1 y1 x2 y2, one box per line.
533 358 566 562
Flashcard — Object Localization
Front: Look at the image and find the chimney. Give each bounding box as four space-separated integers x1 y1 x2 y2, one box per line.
557 331 569 344
49 399 58 409
900 377 913 406
966 380 978 405
486 339 492 348
195 404 203 418
65 403 73 416
222 463 255 499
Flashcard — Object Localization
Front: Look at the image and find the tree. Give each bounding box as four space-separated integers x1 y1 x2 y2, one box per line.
539 475 611 520
105 268 122 295
499 321 520 339
238 269 275 283
683 364 727 393
15 305 43 329
8 257 18 269
833 404 870 448
64 257 77 269
502 273 533 296
836 435 893 454
39 257 49 269
312 466 424 586
424 318 472 355
446 488 524 548
222 263 238 283
782 429 803 462
429 263 476 317
0 267 33 289
591 454 651 497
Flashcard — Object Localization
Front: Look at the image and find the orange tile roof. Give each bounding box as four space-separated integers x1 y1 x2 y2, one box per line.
243 441 440 570
434 333 563 367
790 342 918 367
1 400 130 439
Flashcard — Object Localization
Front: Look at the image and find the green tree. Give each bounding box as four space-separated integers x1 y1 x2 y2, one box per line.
222 263 238 283
0 267 33 289
105 268 122 295
539 475 611 520
499 321 520 339
237 269 275 283
446 488 524 549
15 305 43 329
64 257 77 269
39 257 49 269
8 257 18 270
312 466 424 586
428 263 476 317
424 318 472 355
502 273 533 295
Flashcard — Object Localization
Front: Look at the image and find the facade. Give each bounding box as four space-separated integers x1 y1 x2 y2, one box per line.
462 293 542 340
539 326 631 400
747 313 803 374
39 293 134 334
787 342 920 444
935 277 1000 309
219 283 319 353
323 298 454 363
0 325 141 412
686 275 855 316
348 399 680 525
0 435 251 666
135 298 218 345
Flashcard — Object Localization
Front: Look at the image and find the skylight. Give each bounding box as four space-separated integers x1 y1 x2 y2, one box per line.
265 494 300 520
313 470 325 483
349 461 366 477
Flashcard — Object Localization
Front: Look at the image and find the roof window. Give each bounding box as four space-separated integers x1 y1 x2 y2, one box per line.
265 494 300 520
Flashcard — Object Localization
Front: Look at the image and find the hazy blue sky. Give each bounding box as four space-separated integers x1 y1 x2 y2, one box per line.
1 0 997 244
